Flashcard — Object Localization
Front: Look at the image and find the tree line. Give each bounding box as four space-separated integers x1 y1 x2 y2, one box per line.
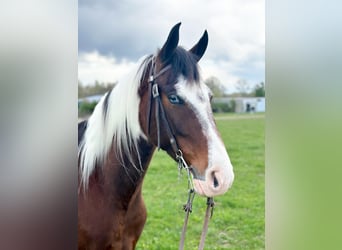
78 77 265 116
79 78 264 99
78 80 117 98
204 76 265 98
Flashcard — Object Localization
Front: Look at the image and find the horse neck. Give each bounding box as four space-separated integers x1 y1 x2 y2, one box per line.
101 137 155 207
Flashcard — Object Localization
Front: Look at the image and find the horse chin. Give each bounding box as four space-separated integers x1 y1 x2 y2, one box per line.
193 178 229 197
192 179 206 196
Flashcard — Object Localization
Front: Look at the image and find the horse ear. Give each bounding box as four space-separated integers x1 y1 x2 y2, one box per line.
189 30 208 62
159 22 181 62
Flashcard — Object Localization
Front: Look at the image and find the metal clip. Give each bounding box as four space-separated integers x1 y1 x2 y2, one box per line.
183 189 195 213
178 159 183 173
149 75 154 83
176 149 183 159
207 197 215 218
152 83 159 98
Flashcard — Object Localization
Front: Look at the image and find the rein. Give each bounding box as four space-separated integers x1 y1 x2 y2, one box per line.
146 57 215 249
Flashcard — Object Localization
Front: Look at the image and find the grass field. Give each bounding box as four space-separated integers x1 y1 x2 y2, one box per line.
136 113 265 249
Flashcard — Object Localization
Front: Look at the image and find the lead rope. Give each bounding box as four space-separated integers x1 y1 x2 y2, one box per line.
177 150 215 250
178 150 195 250
198 197 215 250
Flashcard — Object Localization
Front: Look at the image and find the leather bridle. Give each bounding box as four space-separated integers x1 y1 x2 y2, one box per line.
146 56 178 154
145 56 215 250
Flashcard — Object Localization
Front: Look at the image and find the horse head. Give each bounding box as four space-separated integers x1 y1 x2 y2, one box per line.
139 23 234 197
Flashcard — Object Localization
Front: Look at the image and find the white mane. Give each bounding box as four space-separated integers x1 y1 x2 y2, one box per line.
78 56 152 189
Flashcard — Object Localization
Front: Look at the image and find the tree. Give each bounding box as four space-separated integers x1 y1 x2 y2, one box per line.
254 82 265 97
235 79 252 97
204 76 226 97
78 80 117 98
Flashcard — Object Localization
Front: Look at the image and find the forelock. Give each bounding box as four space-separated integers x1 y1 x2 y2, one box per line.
166 47 200 83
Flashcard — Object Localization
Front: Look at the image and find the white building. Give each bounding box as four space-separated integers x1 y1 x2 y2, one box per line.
234 97 265 113
213 97 265 113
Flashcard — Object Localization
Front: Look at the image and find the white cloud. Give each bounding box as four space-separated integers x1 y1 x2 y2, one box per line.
78 51 137 85
78 0 264 92
200 59 240 92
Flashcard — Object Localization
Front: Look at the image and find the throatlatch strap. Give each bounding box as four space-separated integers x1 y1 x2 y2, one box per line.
154 86 161 149
146 57 155 136
145 56 171 145
146 80 153 135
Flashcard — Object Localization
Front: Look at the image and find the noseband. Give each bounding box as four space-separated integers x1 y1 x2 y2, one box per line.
145 56 215 250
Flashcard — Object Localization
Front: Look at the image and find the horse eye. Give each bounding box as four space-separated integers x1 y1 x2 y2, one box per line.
168 94 184 105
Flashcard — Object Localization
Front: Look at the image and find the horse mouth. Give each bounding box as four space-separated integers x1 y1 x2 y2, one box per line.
189 165 205 181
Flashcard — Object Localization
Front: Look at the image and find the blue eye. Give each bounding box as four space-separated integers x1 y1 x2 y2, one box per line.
168 94 184 105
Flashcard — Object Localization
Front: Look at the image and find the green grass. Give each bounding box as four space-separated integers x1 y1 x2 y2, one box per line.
136 114 265 249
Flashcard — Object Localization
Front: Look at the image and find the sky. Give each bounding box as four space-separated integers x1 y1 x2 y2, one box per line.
78 0 264 93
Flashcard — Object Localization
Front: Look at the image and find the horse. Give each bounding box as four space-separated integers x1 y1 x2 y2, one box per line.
78 22 234 250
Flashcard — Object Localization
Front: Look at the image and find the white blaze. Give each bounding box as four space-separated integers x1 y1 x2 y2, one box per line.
175 76 234 197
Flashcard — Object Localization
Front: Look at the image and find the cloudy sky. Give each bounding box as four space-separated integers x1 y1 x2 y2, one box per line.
78 0 264 93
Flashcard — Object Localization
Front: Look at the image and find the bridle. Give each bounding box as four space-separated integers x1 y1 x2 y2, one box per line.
145 56 215 250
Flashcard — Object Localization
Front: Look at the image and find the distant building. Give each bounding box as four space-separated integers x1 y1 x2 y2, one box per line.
234 97 265 113
213 97 265 113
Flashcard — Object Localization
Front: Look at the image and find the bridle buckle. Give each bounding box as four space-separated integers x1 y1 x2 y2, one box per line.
152 83 159 98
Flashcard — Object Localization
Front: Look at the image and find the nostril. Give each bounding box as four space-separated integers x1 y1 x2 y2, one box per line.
212 172 219 188
213 176 219 188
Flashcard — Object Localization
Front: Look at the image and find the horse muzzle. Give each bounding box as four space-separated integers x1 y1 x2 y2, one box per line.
192 165 234 197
